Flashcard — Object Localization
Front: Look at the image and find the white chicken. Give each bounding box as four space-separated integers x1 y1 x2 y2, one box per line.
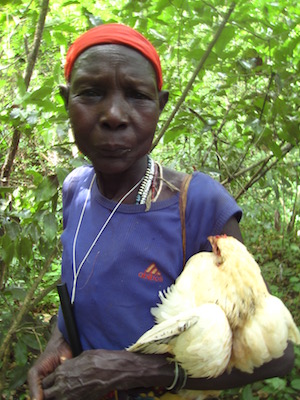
128 235 300 396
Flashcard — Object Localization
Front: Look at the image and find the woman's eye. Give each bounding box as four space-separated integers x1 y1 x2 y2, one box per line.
128 90 150 100
78 89 102 97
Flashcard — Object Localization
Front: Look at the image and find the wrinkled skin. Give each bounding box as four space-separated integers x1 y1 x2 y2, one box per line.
41 351 111 400
41 350 131 400
27 326 73 400
41 349 174 400
61 44 169 202
28 327 174 400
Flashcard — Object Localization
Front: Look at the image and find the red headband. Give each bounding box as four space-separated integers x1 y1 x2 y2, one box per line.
64 23 163 90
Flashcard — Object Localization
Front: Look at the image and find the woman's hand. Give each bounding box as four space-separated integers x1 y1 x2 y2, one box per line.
42 350 112 400
27 325 72 400
41 349 174 400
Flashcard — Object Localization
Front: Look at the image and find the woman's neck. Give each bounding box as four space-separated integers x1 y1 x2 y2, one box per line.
95 156 148 203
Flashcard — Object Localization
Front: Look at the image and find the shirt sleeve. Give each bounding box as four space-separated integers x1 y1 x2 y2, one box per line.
185 172 242 256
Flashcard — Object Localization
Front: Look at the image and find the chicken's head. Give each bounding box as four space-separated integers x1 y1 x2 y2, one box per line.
208 235 247 267
208 235 227 265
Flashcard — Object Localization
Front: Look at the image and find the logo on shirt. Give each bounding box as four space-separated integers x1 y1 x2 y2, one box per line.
138 263 163 282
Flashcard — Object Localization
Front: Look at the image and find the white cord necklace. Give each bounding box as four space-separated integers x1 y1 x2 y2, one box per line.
71 173 143 304
153 162 163 202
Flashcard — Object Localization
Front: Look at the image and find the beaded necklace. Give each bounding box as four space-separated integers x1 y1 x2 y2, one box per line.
135 155 155 205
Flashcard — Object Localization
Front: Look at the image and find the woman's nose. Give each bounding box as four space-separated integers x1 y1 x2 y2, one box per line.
99 93 129 130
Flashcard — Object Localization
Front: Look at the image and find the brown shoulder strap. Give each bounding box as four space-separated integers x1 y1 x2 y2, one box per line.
179 174 193 268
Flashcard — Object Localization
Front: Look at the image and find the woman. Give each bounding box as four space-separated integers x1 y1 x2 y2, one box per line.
28 23 295 400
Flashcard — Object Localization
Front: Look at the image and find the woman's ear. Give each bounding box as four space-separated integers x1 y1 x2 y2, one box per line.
158 90 169 114
59 84 70 110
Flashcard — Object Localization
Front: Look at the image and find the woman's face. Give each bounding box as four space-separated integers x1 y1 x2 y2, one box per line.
66 44 168 175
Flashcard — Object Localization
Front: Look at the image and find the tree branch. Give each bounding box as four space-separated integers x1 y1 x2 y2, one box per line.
287 169 299 233
151 2 236 150
24 0 50 89
31 277 61 309
234 143 294 200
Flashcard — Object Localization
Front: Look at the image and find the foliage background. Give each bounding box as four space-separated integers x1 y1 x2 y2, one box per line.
0 0 299 399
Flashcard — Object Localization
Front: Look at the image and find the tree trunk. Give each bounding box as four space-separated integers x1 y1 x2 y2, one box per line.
0 0 50 185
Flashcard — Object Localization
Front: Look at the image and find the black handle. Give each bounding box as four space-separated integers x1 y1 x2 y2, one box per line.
57 283 83 357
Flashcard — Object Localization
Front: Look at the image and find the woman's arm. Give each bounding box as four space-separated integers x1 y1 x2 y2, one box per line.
40 349 174 399
221 216 243 241
39 341 294 400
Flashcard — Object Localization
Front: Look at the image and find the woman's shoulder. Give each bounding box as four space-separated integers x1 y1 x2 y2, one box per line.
162 167 239 213
160 167 223 198
185 170 234 198
159 167 187 201
63 164 94 190
186 170 242 229
62 165 94 208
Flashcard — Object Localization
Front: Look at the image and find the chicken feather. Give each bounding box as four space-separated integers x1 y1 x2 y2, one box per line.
129 304 232 378
230 294 300 372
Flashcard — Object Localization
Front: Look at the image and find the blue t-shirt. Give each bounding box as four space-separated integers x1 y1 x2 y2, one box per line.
58 165 242 351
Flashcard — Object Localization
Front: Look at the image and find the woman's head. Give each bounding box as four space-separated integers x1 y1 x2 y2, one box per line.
61 25 168 176
65 23 163 91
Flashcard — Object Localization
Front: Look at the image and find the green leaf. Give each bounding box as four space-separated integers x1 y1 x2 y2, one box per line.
62 0 80 6
43 212 58 240
16 76 26 97
290 276 300 283
269 141 282 158
0 234 15 264
241 385 255 400
291 378 300 390
56 167 70 185
5 221 21 240
25 84 54 103
155 0 170 13
14 340 28 366
18 236 32 261
290 281 300 292
0 186 14 194
163 124 186 144
265 377 287 391
7 365 28 390
214 26 236 55
0 79 7 89
21 333 42 351
286 121 299 141
290 243 300 253
35 179 57 203
4 286 27 301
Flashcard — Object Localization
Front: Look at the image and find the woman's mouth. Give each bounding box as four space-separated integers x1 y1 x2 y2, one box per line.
93 146 132 158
